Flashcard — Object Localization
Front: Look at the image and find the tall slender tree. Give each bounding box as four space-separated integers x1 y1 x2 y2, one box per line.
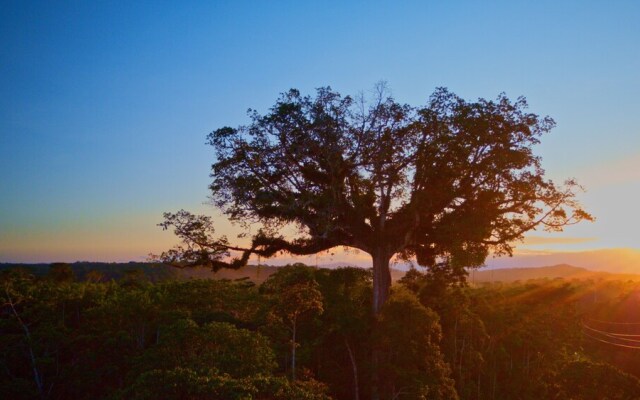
159 84 592 314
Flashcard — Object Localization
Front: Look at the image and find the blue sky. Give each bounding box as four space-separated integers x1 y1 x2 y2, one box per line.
1 1 639 262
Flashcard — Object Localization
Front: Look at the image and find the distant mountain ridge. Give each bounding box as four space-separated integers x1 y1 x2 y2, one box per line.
484 248 640 274
468 264 640 283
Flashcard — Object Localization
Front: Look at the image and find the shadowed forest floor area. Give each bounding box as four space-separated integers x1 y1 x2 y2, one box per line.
3 263 640 399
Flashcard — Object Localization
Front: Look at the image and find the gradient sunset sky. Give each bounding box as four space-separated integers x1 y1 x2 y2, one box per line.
1 1 638 265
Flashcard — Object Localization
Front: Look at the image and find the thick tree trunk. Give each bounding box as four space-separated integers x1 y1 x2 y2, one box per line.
371 250 391 400
371 250 391 315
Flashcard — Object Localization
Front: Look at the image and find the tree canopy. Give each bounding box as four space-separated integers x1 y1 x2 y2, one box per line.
159 84 592 312
5 263 640 399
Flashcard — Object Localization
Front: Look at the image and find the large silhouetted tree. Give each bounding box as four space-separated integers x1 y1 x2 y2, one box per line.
159 84 592 314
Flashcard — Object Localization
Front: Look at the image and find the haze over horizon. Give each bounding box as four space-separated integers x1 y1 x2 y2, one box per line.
1 2 638 267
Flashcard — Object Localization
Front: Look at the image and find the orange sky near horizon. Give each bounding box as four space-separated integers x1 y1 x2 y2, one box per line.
1 149 638 266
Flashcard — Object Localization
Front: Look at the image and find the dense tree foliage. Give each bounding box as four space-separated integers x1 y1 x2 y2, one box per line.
3 264 640 399
373 287 458 399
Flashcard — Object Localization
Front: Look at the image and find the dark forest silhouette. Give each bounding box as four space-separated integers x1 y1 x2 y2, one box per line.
3 263 640 399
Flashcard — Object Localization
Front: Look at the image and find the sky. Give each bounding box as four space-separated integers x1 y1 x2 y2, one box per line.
1 1 639 266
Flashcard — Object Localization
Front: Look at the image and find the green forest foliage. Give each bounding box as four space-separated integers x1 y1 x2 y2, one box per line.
2 264 640 399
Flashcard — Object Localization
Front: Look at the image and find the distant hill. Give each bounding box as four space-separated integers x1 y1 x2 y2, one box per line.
468 264 640 283
485 248 640 274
